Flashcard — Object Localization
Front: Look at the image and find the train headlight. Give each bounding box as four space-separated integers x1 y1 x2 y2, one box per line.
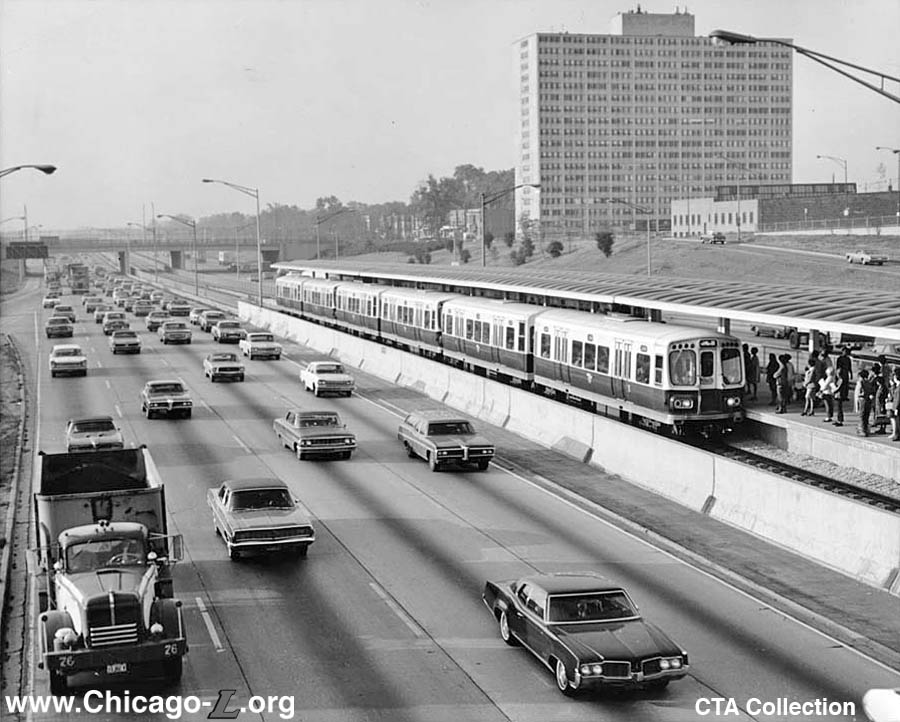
670 396 695 410
725 396 742 408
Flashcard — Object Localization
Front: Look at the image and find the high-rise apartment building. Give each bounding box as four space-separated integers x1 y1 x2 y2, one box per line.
515 7 793 238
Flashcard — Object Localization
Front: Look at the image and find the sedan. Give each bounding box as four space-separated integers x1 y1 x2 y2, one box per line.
145 310 169 332
45 317 74 339
103 318 131 336
140 379 193 419
132 300 154 317
42 295 60 309
49 344 88 378
211 320 246 343
483 572 688 695
199 310 226 332
109 330 142 354
203 352 245 382
207 478 315 560
53 304 76 323
188 307 211 325
158 320 192 344
65 416 125 452
93 303 114 323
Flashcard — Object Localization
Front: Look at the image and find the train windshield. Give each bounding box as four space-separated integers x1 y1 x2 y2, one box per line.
721 347 743 385
669 349 697 386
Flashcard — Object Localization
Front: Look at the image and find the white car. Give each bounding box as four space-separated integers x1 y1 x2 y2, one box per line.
846 249 888 265
158 320 192 344
211 320 246 343
203 352 245 382
49 344 88 378
300 361 356 397
42 295 60 309
109 330 142 354
239 332 282 360
65 416 125 452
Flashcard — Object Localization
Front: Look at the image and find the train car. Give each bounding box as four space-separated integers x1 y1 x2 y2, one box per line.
335 283 383 336
440 297 541 382
532 310 744 433
275 272 306 314
379 289 456 356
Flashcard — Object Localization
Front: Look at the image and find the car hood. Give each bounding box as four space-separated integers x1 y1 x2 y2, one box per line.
66 567 147 598
146 391 190 401
555 620 681 661
433 434 493 448
227 508 311 530
210 361 244 369
295 426 354 439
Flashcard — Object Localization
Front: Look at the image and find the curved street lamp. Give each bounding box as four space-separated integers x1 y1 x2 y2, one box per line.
709 30 900 105
816 154 848 184
202 178 263 307
0 164 57 180
481 183 540 267
314 207 357 261
157 214 198 295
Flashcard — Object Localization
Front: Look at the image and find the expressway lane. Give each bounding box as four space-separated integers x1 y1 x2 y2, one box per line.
6 280 900 721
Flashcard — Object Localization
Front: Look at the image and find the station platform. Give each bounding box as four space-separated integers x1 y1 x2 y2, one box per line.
744 394 900 485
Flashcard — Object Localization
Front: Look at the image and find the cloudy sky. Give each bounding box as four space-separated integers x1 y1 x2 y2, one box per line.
1 0 898 230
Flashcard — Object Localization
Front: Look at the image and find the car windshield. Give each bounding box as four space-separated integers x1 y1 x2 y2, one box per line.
298 414 340 428
55 307 73 313
205 313 224 320
148 383 185 394
219 322 239 329
47 318 69 325
114 332 137 339
210 353 238 362
231 488 294 510
165 323 187 330
547 592 638 623
71 419 116 433
53 348 82 357
105 313 125 320
428 421 474 435
66 537 145 572
317 364 345 374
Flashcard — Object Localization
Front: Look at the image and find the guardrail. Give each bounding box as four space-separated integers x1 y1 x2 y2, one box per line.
759 214 900 233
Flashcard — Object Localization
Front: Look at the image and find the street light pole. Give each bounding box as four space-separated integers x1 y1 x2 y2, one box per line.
202 178 263 307
605 198 652 275
875 146 900 222
314 208 356 261
816 154 848 184
157 214 198 296
481 183 541 267
716 154 748 242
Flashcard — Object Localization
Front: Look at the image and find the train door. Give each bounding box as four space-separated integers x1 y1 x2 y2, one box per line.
554 330 569 384
613 338 632 399
698 344 717 412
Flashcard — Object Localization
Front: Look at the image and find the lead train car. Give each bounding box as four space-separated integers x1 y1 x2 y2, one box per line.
275 275 745 433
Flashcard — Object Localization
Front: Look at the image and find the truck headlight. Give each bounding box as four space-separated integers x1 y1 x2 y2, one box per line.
150 622 164 636
55 627 78 648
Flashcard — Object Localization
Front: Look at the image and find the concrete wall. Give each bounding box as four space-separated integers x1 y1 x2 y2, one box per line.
240 303 900 590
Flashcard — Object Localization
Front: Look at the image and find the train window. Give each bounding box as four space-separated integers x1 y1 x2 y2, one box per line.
700 350 715 380
518 322 526 352
572 340 584 367
540 333 551 359
721 347 743 384
635 354 651 384
466 319 474 340
584 343 596 371
669 349 697 385
597 345 610 373
505 326 515 350
654 355 663 385
482 322 491 344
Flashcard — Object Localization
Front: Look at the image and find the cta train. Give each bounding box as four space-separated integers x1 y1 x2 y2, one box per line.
275 273 745 434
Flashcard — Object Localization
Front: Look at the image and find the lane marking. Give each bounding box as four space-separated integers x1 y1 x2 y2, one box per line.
369 582 425 638
232 434 251 453
195 596 225 652
115 403 123 418
105 379 111 389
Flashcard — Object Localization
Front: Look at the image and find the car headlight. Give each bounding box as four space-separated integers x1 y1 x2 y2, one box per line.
301 440 313 446
659 658 670 670
669 658 682 669
344 438 354 444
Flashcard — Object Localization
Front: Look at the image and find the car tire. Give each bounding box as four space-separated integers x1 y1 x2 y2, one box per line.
428 453 439 472
50 371 56 378
554 659 575 696
295 445 304 461
183 410 192 419
238 375 245 382
297 545 309 558
228 546 241 562
499 610 518 646
647 679 669 690
404 442 417 459
477 460 490 471
314 387 321 397
342 451 352 460
248 352 255 360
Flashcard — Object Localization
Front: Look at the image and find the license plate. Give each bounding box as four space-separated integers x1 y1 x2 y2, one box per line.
107 662 128 674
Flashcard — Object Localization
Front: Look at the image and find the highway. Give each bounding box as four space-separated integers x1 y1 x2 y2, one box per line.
3 276 900 721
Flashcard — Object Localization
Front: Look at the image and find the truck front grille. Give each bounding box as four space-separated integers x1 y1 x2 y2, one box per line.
90 622 139 648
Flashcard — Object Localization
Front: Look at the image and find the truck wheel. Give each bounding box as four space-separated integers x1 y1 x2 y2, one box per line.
162 656 183 685
49 670 68 696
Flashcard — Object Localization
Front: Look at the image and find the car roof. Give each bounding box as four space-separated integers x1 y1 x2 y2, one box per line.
293 410 339 418
221 477 290 491
407 409 471 423
516 572 623 595
68 415 115 425
51 344 82 353
146 379 183 386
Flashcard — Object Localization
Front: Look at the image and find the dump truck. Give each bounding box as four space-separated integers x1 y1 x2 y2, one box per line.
32 447 187 694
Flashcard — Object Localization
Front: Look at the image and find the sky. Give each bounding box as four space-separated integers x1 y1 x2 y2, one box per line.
1 0 898 231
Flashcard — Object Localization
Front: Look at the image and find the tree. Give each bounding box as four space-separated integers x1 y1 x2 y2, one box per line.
460 249 471 264
510 248 526 266
315 196 343 211
484 231 494 249
595 230 614 257
503 231 515 248
547 240 564 258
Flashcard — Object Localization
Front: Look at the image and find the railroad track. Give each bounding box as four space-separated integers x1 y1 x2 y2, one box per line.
690 439 900 515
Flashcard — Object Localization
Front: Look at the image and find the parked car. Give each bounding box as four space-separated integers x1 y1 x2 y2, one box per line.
188 307 211 325
700 232 726 244
93 303 114 323
158 320 192 344
42 295 60 309
140 380 193 419
145 310 169 332
199 310 226 332
109 330 142 354
49 344 88 377
211 320 247 343
203 352 245 382
65 416 125 452
273 410 356 460
167 301 192 317
846 249 888 265
482 572 689 695
239 332 283 360
53 304 76 323
397 409 494 471
45 316 74 339
299 361 356 397
207 478 315 560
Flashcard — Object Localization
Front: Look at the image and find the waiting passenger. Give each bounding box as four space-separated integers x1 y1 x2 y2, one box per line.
801 360 818 417
765 353 779 406
747 347 760 401
889 368 900 442
856 370 876 437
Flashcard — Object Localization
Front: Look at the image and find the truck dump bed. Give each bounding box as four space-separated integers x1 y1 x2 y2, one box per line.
37 448 154 495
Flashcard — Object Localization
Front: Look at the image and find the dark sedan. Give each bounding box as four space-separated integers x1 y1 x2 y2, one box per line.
483 572 688 695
